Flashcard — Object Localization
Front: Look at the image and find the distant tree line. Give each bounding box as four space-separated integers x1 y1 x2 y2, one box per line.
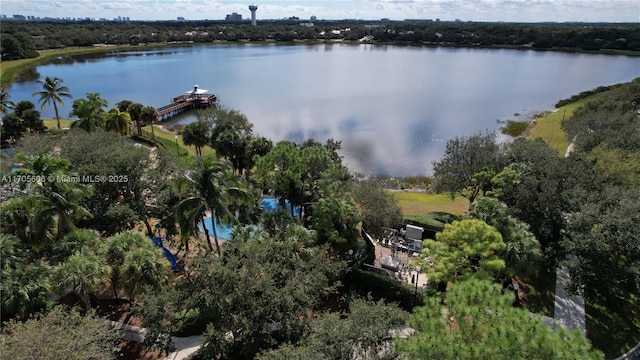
2 19 639 60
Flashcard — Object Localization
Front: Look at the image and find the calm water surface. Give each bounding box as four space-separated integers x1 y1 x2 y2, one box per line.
7 44 639 176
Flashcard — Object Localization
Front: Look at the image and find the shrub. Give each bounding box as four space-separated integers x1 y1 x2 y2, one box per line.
348 269 424 311
500 120 529 137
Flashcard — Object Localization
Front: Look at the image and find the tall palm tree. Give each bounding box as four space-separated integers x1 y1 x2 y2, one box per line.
16 151 93 242
104 108 132 135
115 99 133 113
30 181 94 242
140 106 159 143
176 158 251 255
32 76 72 129
69 92 108 132
126 102 144 136
1 88 15 114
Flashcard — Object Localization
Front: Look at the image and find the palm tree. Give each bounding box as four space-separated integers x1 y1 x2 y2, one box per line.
0 197 43 254
1 88 15 114
140 106 159 143
1 261 52 319
115 99 133 113
126 102 144 136
70 92 108 132
104 108 132 135
30 183 94 242
103 232 148 299
32 76 72 129
55 251 111 310
121 247 169 302
181 119 211 158
53 229 100 263
0 234 22 271
176 158 251 255
16 151 94 242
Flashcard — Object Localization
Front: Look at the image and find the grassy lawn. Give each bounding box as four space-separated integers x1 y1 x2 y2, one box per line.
142 125 216 158
2 48 115 86
526 94 600 155
43 119 72 129
586 295 640 358
391 191 469 217
1 45 176 87
41 120 205 158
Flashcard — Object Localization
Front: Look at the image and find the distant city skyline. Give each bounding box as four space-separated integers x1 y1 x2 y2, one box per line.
1 0 638 23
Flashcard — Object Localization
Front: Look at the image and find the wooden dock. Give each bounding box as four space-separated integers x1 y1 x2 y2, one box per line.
156 86 218 120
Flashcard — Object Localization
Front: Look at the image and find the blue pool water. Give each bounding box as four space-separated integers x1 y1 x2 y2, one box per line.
201 197 299 240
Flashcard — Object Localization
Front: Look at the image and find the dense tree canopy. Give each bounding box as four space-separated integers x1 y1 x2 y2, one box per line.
1 100 45 146
563 186 640 303
432 132 503 203
2 20 639 60
396 278 604 360
421 219 506 282
141 230 346 360
351 180 403 239
1 306 117 360
258 298 409 360
468 197 541 277
496 138 570 261
1 74 637 359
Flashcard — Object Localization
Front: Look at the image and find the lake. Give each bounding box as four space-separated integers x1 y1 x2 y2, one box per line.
7 44 639 176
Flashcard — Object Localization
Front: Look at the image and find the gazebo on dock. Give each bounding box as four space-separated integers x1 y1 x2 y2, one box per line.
157 85 218 119
187 85 209 100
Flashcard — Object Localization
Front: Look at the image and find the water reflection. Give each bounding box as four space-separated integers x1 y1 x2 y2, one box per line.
15 67 41 83
6 44 639 176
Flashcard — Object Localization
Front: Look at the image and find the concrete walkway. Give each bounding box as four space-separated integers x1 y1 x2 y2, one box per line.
108 320 203 360
553 140 586 333
165 335 202 360
553 267 586 333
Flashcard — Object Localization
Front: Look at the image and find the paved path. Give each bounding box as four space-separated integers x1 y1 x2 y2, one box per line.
553 267 586 333
165 335 202 360
108 320 203 360
553 140 586 333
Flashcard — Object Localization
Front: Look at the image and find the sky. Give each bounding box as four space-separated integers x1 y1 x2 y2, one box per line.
1 0 638 23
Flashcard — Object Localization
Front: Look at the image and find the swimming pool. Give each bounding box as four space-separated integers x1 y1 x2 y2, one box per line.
201 197 300 240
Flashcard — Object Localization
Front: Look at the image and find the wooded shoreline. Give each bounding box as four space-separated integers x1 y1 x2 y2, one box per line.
2 37 638 87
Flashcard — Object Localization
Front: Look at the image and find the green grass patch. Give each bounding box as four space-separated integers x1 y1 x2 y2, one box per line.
142 125 216 158
403 213 447 228
43 119 72 129
526 94 602 155
500 120 529 137
391 191 469 217
1 45 182 87
586 295 640 358
1 48 118 86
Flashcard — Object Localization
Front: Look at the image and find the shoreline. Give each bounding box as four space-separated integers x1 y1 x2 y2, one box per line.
2 41 637 87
